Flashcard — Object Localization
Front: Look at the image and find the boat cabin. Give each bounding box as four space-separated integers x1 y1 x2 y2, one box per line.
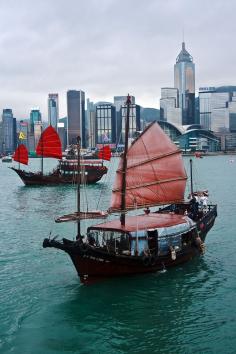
87 213 196 257
58 159 105 175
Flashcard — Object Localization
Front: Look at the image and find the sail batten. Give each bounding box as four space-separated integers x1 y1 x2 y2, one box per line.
109 198 186 212
112 176 187 192
116 149 181 171
36 126 62 159
110 122 187 211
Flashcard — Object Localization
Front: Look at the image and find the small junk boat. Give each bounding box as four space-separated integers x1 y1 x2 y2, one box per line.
43 96 217 284
195 152 203 158
2 155 13 163
10 126 108 185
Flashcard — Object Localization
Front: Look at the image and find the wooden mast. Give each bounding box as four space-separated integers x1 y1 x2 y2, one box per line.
76 136 81 238
190 158 193 195
17 136 20 170
41 125 44 175
120 95 131 226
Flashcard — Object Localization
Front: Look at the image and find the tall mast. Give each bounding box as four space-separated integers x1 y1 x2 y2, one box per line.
76 136 81 238
190 158 193 195
120 95 131 226
41 125 44 175
18 138 20 170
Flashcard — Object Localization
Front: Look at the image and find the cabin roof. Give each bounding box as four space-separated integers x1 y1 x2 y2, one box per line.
88 212 190 233
60 159 104 164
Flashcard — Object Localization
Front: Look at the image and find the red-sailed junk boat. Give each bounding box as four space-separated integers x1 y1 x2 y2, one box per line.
10 126 108 185
43 96 217 284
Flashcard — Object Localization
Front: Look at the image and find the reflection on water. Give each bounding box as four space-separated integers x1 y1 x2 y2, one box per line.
1 156 236 353
23 257 225 354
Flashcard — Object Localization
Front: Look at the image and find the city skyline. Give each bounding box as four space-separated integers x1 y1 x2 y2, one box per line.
0 0 235 119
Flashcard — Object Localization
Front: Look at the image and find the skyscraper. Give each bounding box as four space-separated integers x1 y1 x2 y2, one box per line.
30 109 42 133
114 96 136 143
96 103 116 145
19 121 29 148
120 103 141 144
48 93 59 130
174 42 195 125
199 86 236 132
114 96 135 112
67 90 86 147
2 109 16 153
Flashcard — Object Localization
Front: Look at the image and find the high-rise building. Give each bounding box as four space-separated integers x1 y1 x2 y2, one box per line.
48 93 59 130
34 121 43 148
174 42 195 125
58 122 66 151
114 96 136 143
30 109 42 133
18 121 29 148
67 90 86 147
229 94 236 132
0 121 3 154
2 109 16 153
114 96 135 112
86 99 96 148
160 88 180 123
120 103 141 144
199 86 236 132
96 103 116 145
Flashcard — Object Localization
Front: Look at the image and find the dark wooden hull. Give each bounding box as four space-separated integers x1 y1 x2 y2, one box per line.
43 205 217 284
10 166 107 185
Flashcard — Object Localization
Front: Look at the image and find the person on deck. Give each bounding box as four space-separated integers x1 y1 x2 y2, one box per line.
201 192 209 211
144 207 150 215
189 195 199 220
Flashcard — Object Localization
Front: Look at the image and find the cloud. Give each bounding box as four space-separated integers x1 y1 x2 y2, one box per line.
0 0 235 119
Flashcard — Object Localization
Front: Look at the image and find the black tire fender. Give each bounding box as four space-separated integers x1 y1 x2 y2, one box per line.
149 255 156 266
142 256 150 267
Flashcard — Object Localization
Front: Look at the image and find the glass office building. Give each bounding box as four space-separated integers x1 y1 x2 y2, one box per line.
30 109 42 133
2 109 16 153
48 93 59 130
67 90 86 147
174 42 195 125
120 104 141 144
96 103 116 145
199 87 236 132
160 87 179 121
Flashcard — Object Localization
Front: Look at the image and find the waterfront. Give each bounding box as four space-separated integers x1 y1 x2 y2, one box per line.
0 156 236 353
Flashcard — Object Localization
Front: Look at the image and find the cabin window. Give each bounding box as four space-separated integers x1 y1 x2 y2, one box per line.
88 230 130 255
130 231 149 256
147 229 158 254
158 233 182 255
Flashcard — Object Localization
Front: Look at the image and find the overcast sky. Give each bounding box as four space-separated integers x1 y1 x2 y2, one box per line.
0 0 235 119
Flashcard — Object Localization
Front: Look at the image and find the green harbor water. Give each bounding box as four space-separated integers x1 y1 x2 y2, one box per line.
0 156 236 354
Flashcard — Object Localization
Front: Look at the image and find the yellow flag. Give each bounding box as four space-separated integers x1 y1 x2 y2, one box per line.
19 132 26 140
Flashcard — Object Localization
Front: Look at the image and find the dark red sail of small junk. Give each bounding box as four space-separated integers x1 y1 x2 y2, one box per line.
36 125 62 159
98 145 111 161
13 144 29 165
43 96 217 284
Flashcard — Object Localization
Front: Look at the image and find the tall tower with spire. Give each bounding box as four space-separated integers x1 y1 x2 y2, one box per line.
174 42 195 125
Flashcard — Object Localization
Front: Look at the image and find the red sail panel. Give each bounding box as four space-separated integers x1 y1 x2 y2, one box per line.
110 122 187 211
13 144 28 165
36 126 62 159
98 145 111 161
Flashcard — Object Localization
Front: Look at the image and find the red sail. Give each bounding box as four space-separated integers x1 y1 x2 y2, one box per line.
36 126 62 159
13 144 29 165
98 145 111 161
110 122 187 211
